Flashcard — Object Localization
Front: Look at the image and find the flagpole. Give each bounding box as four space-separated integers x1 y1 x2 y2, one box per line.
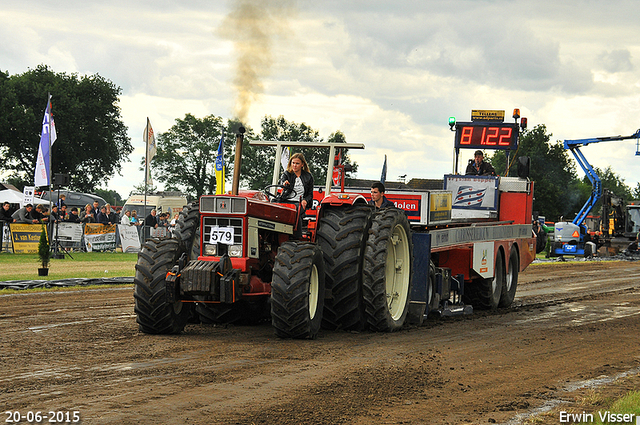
47 93 53 233
47 93 54 256
47 93 52 201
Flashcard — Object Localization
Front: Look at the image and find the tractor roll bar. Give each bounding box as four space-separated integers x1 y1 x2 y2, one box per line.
248 140 365 197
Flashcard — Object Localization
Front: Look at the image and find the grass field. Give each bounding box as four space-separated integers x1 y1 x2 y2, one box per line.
0 249 589 282
0 251 138 281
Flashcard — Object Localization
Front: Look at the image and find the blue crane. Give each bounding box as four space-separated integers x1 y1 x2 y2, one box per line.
564 129 640 228
551 129 640 257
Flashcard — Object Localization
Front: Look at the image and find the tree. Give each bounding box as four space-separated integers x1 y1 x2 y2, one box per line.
576 165 633 216
152 114 226 199
632 183 640 200
594 166 632 201
94 189 124 207
130 182 158 197
237 115 357 190
0 65 132 192
152 115 356 197
490 124 581 221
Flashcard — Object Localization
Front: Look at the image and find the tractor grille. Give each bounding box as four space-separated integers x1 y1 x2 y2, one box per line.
202 217 244 256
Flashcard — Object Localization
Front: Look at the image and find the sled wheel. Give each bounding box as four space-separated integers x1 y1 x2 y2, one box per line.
464 248 504 310
426 261 437 315
499 246 519 308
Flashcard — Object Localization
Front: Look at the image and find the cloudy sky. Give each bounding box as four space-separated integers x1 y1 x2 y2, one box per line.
2 0 640 198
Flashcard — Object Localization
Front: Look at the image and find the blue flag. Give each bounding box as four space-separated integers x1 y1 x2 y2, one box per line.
215 134 225 195
380 154 387 184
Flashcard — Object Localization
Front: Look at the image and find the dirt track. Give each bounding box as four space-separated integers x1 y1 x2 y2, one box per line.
1 259 640 424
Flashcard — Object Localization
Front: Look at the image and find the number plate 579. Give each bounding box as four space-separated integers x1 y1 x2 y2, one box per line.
209 226 234 245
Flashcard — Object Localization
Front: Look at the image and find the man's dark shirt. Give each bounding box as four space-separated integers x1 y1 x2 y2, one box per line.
96 211 110 224
107 212 118 224
0 207 13 223
368 195 395 210
66 212 81 223
29 209 45 223
465 160 496 176
144 214 158 227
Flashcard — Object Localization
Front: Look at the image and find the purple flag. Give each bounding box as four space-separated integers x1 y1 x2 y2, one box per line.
34 96 57 187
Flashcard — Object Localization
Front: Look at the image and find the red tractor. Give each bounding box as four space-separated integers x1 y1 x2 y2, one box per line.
133 133 413 339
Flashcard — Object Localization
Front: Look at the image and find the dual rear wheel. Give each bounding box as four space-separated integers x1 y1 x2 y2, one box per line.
464 245 519 310
362 208 413 332
278 206 414 338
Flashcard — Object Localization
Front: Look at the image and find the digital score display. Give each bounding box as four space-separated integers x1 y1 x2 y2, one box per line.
454 122 519 150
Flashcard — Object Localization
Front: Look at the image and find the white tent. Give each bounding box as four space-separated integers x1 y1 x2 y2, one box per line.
0 189 25 206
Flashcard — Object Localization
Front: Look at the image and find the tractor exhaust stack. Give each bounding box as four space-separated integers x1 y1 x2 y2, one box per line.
231 126 245 195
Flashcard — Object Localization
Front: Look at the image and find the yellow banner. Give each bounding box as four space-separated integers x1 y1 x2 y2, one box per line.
84 224 117 252
84 223 116 235
471 110 505 122
10 224 47 254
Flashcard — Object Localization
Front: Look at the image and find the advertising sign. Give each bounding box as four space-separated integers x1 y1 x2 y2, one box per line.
84 223 116 252
119 225 141 253
10 223 44 254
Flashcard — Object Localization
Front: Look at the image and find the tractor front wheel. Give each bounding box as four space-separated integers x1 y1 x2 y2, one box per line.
271 242 325 339
134 238 191 334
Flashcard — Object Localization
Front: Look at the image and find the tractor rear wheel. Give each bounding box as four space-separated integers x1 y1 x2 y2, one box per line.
134 238 191 334
316 205 372 331
363 209 413 332
174 202 200 252
271 242 325 339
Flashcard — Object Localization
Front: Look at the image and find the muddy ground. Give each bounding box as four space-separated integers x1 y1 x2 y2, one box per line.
1 259 639 424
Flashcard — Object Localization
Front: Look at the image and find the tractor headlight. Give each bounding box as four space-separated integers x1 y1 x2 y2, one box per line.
204 244 217 256
228 244 242 257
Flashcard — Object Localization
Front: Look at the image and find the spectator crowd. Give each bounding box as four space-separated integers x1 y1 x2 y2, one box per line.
0 197 180 252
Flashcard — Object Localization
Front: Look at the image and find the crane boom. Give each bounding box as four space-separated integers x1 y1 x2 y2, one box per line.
563 129 640 227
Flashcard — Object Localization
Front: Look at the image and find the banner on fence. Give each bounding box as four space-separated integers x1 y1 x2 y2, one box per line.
119 225 141 253
84 223 116 252
52 222 83 243
1 223 12 252
150 227 168 238
10 223 45 254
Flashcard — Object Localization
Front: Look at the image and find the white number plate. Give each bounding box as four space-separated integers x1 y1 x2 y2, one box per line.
209 226 235 245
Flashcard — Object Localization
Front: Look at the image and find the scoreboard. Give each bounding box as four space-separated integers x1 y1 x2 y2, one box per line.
453 122 519 150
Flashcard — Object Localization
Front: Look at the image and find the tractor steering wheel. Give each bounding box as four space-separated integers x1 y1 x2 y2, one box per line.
262 184 298 202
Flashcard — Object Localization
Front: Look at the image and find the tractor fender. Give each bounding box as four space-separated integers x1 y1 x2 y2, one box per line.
316 193 369 222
